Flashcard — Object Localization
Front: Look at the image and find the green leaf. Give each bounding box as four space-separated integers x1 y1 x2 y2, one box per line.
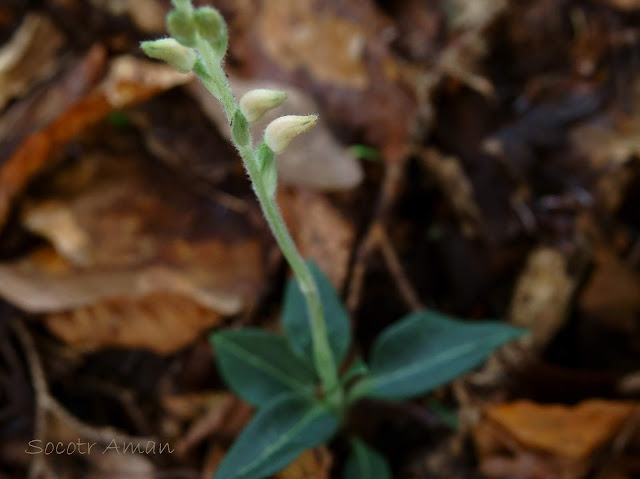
282 261 351 365
214 393 339 479
344 439 392 479
256 142 277 197
354 311 525 400
211 329 317 406
231 109 250 147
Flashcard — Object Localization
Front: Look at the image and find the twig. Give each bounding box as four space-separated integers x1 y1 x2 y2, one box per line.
13 321 157 479
347 162 422 313
376 224 424 311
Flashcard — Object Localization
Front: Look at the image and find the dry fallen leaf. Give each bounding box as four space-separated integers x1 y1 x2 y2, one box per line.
258 0 370 90
218 0 417 164
0 13 64 110
474 400 638 479
0 147 264 352
275 447 332 479
279 188 355 289
0 55 192 227
45 292 224 354
509 247 575 349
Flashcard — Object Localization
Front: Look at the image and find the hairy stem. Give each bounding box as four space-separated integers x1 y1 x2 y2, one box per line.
194 46 342 406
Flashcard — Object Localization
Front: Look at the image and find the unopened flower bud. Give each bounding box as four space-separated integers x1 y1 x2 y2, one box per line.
167 9 197 47
264 115 318 154
141 38 197 74
240 89 287 123
194 7 227 57
172 0 192 10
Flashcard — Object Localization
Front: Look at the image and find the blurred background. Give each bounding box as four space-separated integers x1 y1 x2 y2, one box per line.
1 0 640 478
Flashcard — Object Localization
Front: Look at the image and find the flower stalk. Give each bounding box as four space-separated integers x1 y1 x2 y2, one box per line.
143 1 342 407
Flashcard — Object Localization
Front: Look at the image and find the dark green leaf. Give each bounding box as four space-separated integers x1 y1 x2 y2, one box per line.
214 393 339 479
211 329 317 406
282 261 351 365
344 439 392 479
354 311 525 400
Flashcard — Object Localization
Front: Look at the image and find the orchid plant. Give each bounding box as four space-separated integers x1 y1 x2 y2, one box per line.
142 2 524 478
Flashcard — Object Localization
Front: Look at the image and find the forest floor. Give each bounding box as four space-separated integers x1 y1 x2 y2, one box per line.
1 1 640 478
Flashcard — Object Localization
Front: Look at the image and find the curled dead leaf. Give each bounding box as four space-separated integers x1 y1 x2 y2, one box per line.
0 56 191 228
0 146 264 353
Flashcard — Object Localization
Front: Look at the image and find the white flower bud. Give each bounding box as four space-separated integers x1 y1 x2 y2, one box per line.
264 115 318 154
140 38 197 74
240 89 287 123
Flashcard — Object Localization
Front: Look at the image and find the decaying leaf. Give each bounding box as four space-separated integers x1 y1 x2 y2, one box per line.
0 13 65 110
509 247 575 349
275 447 332 479
188 77 363 191
0 56 191 228
163 392 231 422
45 292 224 353
474 400 638 479
0 148 264 352
258 0 371 90
219 0 417 164
279 188 355 290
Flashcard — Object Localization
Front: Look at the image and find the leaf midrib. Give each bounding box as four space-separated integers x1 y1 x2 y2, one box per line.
367 334 508 391
218 336 314 393
236 404 327 478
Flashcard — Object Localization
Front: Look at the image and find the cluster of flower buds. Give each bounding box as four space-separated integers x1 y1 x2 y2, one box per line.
239 90 318 153
140 0 228 74
141 0 319 198
238 89 318 195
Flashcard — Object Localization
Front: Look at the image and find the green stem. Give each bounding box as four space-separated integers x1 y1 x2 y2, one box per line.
194 45 342 407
